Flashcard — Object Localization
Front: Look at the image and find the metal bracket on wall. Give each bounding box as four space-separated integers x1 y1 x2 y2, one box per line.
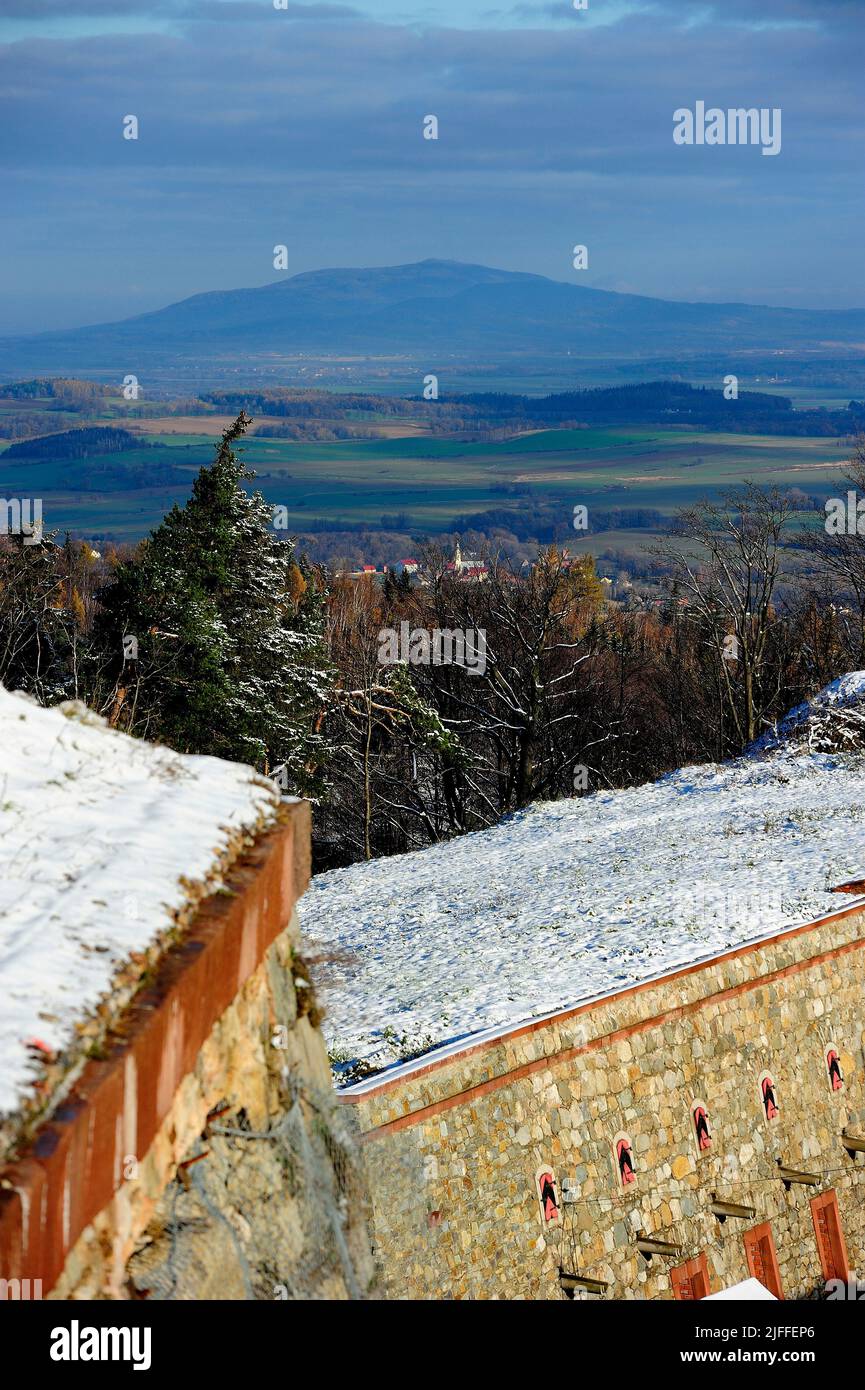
710 1196 757 1223
635 1237 682 1261
776 1161 820 1190
558 1267 609 1297
841 1130 865 1158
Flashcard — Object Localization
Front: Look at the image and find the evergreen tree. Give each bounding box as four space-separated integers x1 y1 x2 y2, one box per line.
94 413 331 794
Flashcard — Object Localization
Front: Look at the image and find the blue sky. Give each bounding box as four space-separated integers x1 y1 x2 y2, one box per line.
0 0 862 333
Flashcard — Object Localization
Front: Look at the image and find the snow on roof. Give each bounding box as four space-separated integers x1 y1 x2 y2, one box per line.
301 674 865 1086
0 687 280 1127
702 1277 777 1301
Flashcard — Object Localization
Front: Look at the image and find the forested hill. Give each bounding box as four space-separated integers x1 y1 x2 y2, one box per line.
202 380 865 437
452 381 865 436
3 426 147 461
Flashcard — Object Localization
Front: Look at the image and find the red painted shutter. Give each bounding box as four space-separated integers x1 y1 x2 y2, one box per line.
671 1254 710 1300
811 1191 849 1284
690 1258 710 1300
744 1222 783 1299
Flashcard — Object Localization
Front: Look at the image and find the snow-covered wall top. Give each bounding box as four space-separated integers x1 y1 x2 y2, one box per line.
302 674 865 1086
0 686 280 1129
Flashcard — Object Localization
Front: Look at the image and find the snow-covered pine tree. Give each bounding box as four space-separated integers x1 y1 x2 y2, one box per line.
95 413 331 795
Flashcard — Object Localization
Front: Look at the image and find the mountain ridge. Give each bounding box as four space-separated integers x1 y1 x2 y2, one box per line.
2 260 863 377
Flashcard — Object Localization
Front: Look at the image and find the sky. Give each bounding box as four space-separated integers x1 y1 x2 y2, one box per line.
0 0 862 334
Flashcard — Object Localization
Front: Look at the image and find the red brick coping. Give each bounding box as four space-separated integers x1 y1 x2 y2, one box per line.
0 801 310 1293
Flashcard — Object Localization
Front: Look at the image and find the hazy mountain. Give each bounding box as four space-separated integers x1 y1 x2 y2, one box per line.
1 260 863 377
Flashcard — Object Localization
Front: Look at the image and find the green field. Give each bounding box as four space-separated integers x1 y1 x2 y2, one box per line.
0 424 850 545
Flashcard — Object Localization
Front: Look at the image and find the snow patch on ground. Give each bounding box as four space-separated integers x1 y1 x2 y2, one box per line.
302 677 865 1086
751 670 865 753
0 687 279 1120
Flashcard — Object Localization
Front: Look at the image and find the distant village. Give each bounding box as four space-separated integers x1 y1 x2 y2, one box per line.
339 541 489 583
337 540 679 611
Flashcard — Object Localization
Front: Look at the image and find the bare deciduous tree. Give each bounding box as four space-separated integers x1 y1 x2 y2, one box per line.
652 484 795 745
803 435 865 664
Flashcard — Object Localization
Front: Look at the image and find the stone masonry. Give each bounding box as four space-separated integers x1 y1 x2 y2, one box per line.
0 804 376 1300
344 899 865 1299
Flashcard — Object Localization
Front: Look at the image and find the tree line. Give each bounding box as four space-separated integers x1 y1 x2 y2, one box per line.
3 414 865 870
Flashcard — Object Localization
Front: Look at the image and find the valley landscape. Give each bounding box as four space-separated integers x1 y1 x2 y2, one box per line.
1 260 860 569
2 0 865 1328
0 405 854 557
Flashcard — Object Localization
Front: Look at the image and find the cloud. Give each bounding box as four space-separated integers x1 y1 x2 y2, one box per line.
0 0 358 35
0 0 335 14
0 0 861 328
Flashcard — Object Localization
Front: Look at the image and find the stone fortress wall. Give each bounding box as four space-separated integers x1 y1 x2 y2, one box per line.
344 898 865 1299
0 803 375 1301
